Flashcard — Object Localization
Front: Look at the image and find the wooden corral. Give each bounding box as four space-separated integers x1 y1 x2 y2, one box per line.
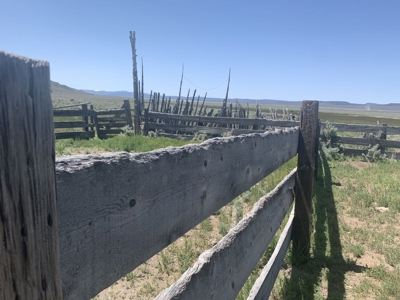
53 100 133 139
1 52 321 299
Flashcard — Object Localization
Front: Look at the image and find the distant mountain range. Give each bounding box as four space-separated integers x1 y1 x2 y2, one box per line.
81 88 400 112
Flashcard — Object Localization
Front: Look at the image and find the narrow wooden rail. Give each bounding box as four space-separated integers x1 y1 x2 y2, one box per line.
155 170 296 300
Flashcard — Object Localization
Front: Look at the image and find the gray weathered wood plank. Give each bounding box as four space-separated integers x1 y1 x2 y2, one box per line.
95 109 126 115
53 109 95 117
55 131 95 140
155 169 296 300
56 129 299 299
247 209 294 300
148 112 300 127
323 123 400 135
342 148 400 159
0 51 63 299
54 121 94 129
148 122 267 135
337 136 400 148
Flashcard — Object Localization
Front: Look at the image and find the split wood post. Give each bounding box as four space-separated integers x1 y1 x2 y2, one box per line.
143 108 149 136
292 100 319 260
379 124 387 153
129 31 140 134
314 119 321 180
124 99 133 128
90 104 95 131
0 52 63 299
82 104 88 132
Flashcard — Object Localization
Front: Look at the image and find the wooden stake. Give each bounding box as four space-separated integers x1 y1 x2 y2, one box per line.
0 52 63 299
199 92 207 116
292 100 319 259
129 31 140 134
221 69 231 118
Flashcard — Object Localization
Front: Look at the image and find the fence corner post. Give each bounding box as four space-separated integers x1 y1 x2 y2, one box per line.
292 100 319 260
0 52 63 299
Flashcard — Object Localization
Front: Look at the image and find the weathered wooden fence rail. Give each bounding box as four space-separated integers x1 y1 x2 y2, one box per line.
321 122 400 159
56 128 299 299
143 111 300 137
1 52 319 300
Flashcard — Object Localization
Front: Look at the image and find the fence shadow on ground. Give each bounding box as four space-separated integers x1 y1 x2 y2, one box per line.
278 150 367 300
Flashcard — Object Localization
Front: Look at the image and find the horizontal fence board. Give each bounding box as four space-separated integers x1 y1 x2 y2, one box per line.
156 133 194 140
342 148 400 159
95 109 126 115
149 123 271 135
97 129 123 135
148 112 299 127
338 136 400 148
53 109 95 117
324 123 400 135
56 129 299 299
155 169 296 300
96 117 127 122
149 123 268 135
97 122 128 128
54 121 94 129
247 209 294 300
55 131 95 140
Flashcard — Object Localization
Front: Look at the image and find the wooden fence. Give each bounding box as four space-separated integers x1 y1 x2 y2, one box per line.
321 122 400 159
53 100 133 139
142 110 300 138
1 53 319 300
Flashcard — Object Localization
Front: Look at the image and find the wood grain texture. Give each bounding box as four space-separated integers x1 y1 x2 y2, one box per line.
56 128 299 299
247 209 294 300
292 101 319 258
155 169 296 300
0 52 63 299
337 136 400 148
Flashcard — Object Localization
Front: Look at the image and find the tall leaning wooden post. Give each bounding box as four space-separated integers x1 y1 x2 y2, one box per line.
292 100 319 260
129 31 140 134
0 52 63 299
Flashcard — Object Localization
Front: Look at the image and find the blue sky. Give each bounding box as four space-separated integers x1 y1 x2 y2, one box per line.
1 1 399 104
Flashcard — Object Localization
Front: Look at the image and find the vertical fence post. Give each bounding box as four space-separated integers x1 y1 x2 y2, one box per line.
314 119 321 180
129 31 141 134
89 104 94 132
81 104 88 132
292 100 319 260
379 123 387 153
0 52 63 299
124 99 133 128
143 108 149 136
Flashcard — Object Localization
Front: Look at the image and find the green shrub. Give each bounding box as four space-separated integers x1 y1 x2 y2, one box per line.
362 144 387 162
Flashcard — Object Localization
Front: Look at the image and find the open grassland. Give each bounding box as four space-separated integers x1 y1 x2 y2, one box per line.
271 153 400 300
